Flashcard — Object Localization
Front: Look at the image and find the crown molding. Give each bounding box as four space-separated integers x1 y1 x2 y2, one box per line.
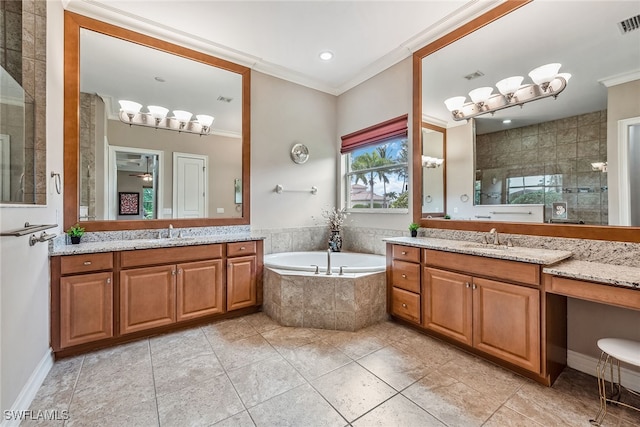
599 70 640 88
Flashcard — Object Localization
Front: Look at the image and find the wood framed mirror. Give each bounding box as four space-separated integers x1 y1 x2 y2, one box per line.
63 11 251 231
412 0 640 242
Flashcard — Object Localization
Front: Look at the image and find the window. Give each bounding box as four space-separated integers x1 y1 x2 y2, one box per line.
507 174 563 205
142 187 155 219
341 115 409 211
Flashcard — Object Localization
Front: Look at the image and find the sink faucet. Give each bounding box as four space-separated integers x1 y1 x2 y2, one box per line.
168 224 174 239
489 228 499 245
326 249 332 275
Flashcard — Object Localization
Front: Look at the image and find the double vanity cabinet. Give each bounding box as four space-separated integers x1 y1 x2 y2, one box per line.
50 239 263 357
387 239 572 385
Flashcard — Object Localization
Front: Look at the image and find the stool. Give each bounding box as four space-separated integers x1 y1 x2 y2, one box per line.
590 338 640 426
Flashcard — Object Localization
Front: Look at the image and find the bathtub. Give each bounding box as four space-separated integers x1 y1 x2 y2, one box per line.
264 251 386 274
262 251 388 331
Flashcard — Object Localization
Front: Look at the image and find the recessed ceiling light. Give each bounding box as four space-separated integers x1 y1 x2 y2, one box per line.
319 51 334 61
503 119 512 124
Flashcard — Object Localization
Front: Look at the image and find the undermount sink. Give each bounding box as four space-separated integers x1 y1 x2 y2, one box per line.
461 242 509 251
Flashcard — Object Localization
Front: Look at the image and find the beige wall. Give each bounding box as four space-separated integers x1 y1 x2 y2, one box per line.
336 58 413 231
607 79 640 225
250 71 337 229
0 0 64 413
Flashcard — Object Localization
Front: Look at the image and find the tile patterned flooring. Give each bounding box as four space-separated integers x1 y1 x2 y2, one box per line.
24 313 640 426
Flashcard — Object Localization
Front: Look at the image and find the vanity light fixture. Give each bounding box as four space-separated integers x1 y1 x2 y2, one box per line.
444 63 570 121
422 155 444 168
117 101 215 135
591 161 608 172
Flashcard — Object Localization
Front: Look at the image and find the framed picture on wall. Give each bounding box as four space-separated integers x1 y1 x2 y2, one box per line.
119 192 139 215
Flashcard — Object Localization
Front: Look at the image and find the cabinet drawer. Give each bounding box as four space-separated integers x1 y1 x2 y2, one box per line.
424 249 540 286
391 260 421 293
227 241 257 257
392 245 420 263
121 244 223 268
60 252 113 275
391 287 421 324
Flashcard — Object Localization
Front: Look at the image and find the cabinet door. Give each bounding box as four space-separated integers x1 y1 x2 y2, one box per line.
177 259 224 321
60 272 113 348
423 267 473 346
120 265 176 334
473 277 540 372
227 255 256 311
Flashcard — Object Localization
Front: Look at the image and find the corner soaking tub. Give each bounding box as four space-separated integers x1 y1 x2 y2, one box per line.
263 251 386 274
263 251 388 331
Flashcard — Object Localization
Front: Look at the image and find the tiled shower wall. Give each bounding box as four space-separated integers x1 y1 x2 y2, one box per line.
79 93 97 219
0 0 46 204
475 110 608 225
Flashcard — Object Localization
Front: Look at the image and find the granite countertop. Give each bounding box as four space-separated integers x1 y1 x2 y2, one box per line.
543 259 640 290
384 236 573 265
50 233 266 256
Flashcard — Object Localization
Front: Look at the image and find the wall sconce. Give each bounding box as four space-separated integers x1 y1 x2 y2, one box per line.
591 161 608 172
444 63 571 121
422 155 444 168
118 100 215 135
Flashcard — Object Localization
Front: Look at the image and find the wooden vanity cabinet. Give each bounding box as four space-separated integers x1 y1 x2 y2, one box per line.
387 245 421 324
387 243 543 378
52 253 114 350
51 239 263 356
119 244 224 335
227 241 259 311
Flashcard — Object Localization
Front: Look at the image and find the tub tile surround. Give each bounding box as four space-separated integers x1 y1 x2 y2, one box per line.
24 314 640 426
263 269 387 332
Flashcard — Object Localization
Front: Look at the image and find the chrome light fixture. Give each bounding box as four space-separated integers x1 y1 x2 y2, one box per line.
591 161 608 172
117 101 215 135
444 63 570 121
422 155 444 168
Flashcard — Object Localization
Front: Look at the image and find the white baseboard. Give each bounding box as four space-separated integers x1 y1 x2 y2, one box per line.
568 349 640 392
1 349 54 427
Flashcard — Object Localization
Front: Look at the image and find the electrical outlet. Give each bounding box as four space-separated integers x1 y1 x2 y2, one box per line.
217 208 224 214
453 207 459 213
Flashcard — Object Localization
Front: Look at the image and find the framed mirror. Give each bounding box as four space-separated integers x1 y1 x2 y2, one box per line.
64 12 251 231
413 0 640 242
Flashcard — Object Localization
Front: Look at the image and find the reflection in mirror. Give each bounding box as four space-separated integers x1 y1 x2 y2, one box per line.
0 67 33 203
420 1 640 226
421 123 445 216
77 27 244 222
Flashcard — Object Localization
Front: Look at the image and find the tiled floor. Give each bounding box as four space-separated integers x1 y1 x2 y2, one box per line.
24 313 640 426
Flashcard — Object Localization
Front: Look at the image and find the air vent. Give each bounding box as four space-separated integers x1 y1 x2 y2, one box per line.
217 96 233 103
618 15 640 34
464 70 484 80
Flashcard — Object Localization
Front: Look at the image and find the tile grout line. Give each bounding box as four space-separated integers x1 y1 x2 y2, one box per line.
147 338 162 427
62 355 86 427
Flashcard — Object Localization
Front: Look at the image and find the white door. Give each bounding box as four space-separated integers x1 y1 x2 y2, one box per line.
173 152 207 218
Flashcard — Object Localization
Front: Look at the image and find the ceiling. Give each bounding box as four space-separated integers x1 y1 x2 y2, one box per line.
64 0 503 95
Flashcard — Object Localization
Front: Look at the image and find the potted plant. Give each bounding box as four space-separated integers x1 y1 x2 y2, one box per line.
409 222 419 237
66 223 85 244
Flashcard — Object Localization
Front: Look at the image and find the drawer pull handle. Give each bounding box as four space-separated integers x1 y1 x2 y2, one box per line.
402 303 407 308
240 246 246 250
83 261 92 266
401 251 407 255
402 274 407 279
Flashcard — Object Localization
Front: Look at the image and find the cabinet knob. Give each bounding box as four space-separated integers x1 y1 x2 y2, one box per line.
178 269 182 275
106 278 111 284
402 303 407 308
401 251 407 255
240 246 246 251
465 282 471 288
472 284 477 290
171 269 177 276
402 274 407 279
83 261 92 266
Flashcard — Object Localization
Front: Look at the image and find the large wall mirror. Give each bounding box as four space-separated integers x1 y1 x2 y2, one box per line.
413 0 640 242
64 12 251 230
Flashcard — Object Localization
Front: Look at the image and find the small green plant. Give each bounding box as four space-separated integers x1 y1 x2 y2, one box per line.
66 223 85 237
443 214 451 219
408 222 419 232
